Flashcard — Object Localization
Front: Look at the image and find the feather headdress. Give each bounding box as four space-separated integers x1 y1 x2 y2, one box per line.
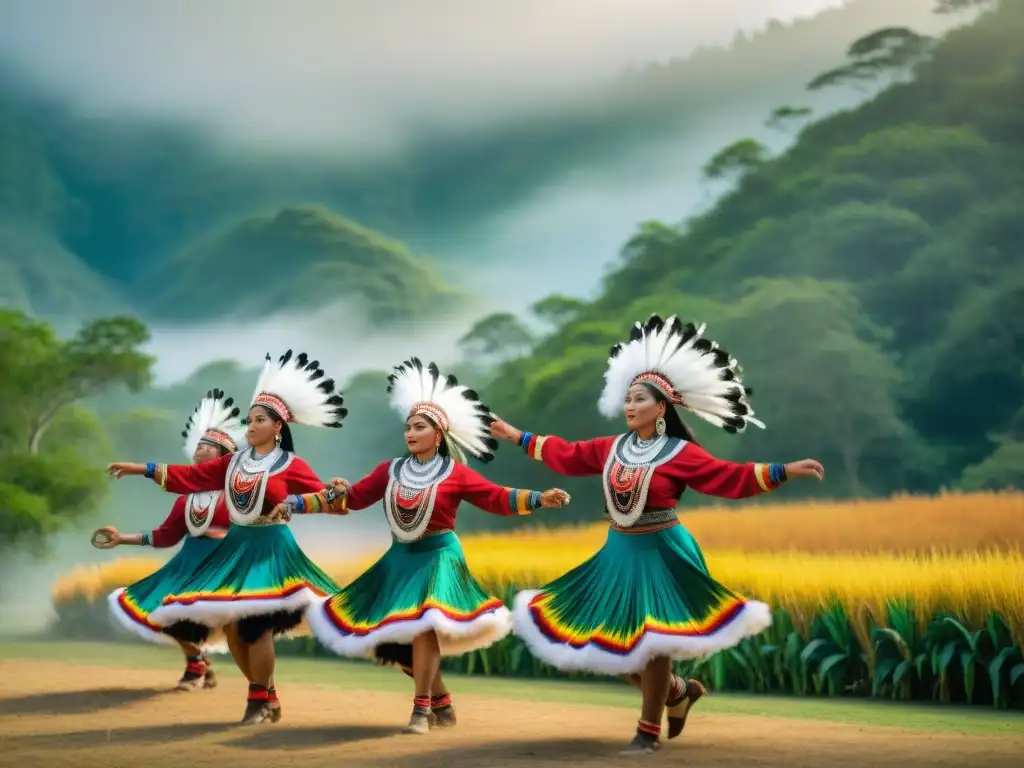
251 350 347 428
598 314 765 433
387 357 498 463
181 388 247 459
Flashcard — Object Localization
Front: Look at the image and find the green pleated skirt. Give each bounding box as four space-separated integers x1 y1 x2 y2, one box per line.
306 531 511 660
108 535 227 650
148 523 340 639
512 523 772 675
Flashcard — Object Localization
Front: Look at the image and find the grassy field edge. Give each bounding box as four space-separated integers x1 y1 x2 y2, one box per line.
2 639 1021 737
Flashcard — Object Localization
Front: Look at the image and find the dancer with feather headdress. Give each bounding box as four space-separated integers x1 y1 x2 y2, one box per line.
107 351 348 725
94 388 244 691
489 315 824 755
287 358 570 735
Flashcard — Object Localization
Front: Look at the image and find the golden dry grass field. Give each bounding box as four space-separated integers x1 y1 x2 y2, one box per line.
53 492 1024 645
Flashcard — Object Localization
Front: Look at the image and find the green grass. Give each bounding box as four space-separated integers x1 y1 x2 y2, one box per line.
4 639 1022 736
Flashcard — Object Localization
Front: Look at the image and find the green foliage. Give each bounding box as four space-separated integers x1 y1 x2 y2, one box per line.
702 139 769 182
0 311 152 454
468 0 1024 514
530 295 586 329
139 204 461 323
958 441 1024 490
457 312 536 363
807 27 935 91
0 310 153 553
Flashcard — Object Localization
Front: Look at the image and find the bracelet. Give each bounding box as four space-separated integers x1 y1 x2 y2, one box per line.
519 431 533 450
141 531 153 546
144 462 156 479
293 495 306 514
769 463 787 485
529 490 542 509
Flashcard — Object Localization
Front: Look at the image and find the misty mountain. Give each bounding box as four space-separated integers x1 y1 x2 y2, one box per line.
139 205 461 323
0 221 126 321
0 0 948 324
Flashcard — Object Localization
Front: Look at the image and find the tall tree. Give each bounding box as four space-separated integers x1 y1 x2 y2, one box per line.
531 295 586 329
717 278 910 497
457 312 535 364
0 311 153 554
0 311 154 453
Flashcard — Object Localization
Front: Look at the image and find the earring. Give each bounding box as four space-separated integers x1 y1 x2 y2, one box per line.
655 416 666 436
275 433 282 443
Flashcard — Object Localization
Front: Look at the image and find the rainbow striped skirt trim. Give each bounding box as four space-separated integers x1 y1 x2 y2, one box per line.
307 531 511 660
108 535 229 653
512 523 771 675
148 523 339 630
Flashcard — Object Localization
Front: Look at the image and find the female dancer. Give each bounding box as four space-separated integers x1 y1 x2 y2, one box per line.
94 389 244 691
106 351 348 725
289 359 570 735
490 315 824 755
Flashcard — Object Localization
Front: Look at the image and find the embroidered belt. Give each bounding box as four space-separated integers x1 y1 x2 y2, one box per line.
608 507 679 533
247 516 286 527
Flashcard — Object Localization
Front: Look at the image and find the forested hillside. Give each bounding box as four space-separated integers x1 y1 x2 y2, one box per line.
468 0 1023 522
0 0 942 319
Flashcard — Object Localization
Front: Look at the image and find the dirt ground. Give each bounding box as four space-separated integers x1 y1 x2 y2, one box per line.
0 661 1019 768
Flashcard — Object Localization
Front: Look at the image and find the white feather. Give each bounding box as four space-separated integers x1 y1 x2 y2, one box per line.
387 358 498 462
598 314 765 433
181 389 247 459
251 351 346 428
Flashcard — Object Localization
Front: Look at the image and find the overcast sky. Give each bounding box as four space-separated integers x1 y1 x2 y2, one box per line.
0 0 845 154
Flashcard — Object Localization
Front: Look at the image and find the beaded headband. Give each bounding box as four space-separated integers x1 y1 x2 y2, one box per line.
631 372 685 405
199 429 238 453
409 402 450 433
252 393 292 422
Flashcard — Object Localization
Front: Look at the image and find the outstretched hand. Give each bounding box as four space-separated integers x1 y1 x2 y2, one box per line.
268 503 292 523
107 462 146 479
91 525 121 549
540 488 572 508
489 417 521 443
785 459 824 481
328 477 350 496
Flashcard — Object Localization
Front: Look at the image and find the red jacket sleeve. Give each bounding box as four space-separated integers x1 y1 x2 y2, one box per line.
285 457 325 495
519 433 613 476
295 461 391 515
343 461 391 511
156 453 232 494
148 497 188 548
456 464 542 517
672 443 786 499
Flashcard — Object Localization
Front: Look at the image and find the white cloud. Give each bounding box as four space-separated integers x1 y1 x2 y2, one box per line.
0 0 844 154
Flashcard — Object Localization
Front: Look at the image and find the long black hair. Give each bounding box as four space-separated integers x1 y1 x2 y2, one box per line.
639 383 700 445
253 405 295 453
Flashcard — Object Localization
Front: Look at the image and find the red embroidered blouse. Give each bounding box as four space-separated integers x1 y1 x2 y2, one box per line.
147 495 231 548
520 433 784 507
153 452 326 516
300 457 542 534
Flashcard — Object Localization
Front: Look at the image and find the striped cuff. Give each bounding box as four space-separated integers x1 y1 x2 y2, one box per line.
506 488 538 515
287 494 310 514
154 464 168 490
519 431 548 461
319 487 349 515
141 531 153 546
753 463 787 492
